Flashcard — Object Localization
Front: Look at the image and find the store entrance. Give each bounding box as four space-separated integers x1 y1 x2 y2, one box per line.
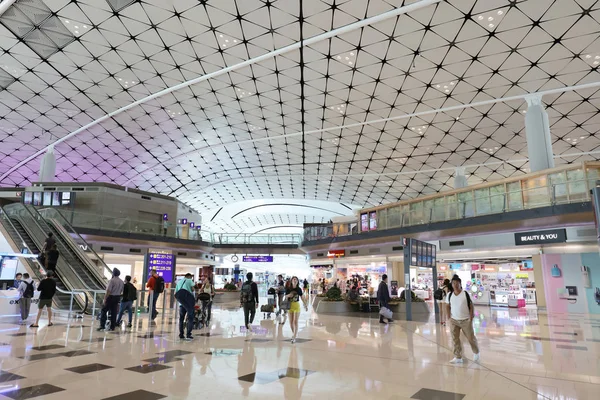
438 258 537 308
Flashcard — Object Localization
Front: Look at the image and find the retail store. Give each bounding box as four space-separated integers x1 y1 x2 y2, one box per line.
437 260 537 307
310 255 389 294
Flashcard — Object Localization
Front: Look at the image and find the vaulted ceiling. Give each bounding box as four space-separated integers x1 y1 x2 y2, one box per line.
0 0 599 232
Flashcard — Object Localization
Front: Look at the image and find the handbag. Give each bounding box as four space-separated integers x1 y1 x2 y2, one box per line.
280 299 290 311
379 306 393 320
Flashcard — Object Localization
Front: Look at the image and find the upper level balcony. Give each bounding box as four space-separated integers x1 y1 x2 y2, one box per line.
302 161 600 245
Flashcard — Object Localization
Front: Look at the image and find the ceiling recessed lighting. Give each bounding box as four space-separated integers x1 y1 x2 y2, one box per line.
478 15 484 20
580 136 585 139
488 23 494 28
497 10 503 15
83 25 87 28
586 54 592 59
488 17 494 21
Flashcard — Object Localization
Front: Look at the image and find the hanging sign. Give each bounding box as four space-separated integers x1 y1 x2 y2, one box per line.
514 229 567 245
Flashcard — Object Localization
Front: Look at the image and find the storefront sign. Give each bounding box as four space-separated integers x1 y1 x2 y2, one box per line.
514 229 567 245
450 263 462 270
327 250 345 258
471 264 481 271
519 260 533 271
439 265 448 271
242 255 273 262
483 265 496 272
147 251 175 283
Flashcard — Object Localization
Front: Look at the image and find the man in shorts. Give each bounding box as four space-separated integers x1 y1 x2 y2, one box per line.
30 271 57 328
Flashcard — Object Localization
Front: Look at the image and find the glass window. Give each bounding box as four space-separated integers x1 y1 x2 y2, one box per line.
408 202 424 225
387 206 401 228
433 197 446 222
475 188 491 215
549 171 567 204
522 176 549 209
489 185 505 213
378 208 387 230
507 181 523 211
423 199 434 222
446 194 457 220
567 169 586 201
457 191 474 218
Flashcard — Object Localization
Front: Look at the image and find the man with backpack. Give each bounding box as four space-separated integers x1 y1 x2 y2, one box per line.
175 273 195 340
446 275 480 364
146 269 164 321
240 272 259 332
117 275 137 328
18 273 35 324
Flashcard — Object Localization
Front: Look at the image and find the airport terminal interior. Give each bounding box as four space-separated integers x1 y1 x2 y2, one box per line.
1 0 600 399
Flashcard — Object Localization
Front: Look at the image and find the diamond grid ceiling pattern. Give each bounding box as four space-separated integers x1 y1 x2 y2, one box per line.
1 0 600 232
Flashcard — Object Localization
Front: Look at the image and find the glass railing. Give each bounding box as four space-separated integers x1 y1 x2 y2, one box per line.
49 209 301 246
214 233 302 245
37 207 112 286
303 162 600 242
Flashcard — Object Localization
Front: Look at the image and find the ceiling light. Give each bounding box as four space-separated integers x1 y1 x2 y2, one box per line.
566 138 571 141
65 20 69 23
478 15 484 20
474 9 506 31
580 136 585 139
488 17 494 21
497 10 503 15
488 23 494 28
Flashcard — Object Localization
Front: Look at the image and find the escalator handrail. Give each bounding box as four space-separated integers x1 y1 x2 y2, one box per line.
39 207 112 287
5 204 95 295
44 215 110 290
55 286 88 315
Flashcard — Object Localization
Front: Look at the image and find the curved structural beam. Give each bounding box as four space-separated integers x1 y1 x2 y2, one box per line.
230 203 348 219
0 0 442 183
143 81 600 190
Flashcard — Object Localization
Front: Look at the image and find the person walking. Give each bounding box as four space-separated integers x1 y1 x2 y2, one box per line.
439 278 451 326
240 272 259 332
286 276 307 343
276 275 286 319
17 273 35 325
377 274 393 324
116 275 137 328
146 269 164 321
175 273 195 340
98 268 124 331
46 244 59 272
42 232 55 253
199 275 215 324
446 275 480 364
30 271 57 328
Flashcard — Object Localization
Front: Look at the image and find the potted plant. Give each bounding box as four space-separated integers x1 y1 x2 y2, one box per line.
316 286 350 313
213 283 239 303
393 290 430 314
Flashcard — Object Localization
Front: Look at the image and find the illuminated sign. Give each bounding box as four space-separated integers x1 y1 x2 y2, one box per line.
242 255 273 262
514 229 566 245
147 251 175 283
327 250 345 258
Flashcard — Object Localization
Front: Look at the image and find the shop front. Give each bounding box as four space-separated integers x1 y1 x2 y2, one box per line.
333 258 388 296
438 260 537 308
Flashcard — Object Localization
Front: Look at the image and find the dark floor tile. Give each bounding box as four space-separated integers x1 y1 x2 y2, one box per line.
284 338 312 344
411 388 465 400
277 367 315 379
545 324 565 327
198 333 219 337
245 338 271 343
65 363 114 374
87 337 113 342
20 353 65 361
556 345 588 350
101 389 166 400
0 371 25 383
125 364 172 374
1 383 65 400
63 350 95 357
9 333 29 337
553 332 578 336
31 344 65 351
238 372 280 385
205 349 242 357
142 350 193 364
585 339 600 342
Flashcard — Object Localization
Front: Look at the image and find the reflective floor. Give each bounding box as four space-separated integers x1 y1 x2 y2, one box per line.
0 299 599 399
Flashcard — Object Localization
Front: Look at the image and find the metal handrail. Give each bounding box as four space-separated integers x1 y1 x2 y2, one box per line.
3 203 94 310
0 207 42 276
38 207 111 287
55 286 88 315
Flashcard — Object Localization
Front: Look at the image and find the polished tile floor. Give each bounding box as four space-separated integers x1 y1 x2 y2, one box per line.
0 298 599 399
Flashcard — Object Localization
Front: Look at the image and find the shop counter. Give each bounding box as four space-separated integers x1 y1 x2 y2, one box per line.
0 289 40 315
413 289 430 300
472 291 490 306
523 288 537 304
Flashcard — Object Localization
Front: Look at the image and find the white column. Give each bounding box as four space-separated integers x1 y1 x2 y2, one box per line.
525 94 554 172
38 146 56 182
454 167 468 189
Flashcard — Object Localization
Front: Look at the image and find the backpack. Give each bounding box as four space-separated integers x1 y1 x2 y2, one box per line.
448 290 472 310
127 283 137 302
155 276 165 294
240 281 253 303
433 288 445 301
23 281 34 299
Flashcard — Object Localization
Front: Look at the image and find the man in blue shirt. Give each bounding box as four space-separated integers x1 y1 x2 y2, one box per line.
175 273 195 340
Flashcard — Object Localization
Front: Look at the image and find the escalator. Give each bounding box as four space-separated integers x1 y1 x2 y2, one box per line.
0 209 78 311
2 203 105 312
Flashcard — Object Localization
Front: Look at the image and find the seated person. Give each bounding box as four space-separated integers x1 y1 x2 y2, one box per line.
348 286 359 302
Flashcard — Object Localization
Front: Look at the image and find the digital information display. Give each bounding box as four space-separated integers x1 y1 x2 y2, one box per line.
147 251 175 283
242 255 273 262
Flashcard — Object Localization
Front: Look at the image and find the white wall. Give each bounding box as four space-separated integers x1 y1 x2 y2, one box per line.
221 254 310 280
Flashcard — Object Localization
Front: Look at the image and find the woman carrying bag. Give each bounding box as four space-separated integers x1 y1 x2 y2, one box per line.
199 276 215 324
285 276 307 343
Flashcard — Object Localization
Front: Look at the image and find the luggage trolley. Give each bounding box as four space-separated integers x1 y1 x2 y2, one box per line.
261 287 277 318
